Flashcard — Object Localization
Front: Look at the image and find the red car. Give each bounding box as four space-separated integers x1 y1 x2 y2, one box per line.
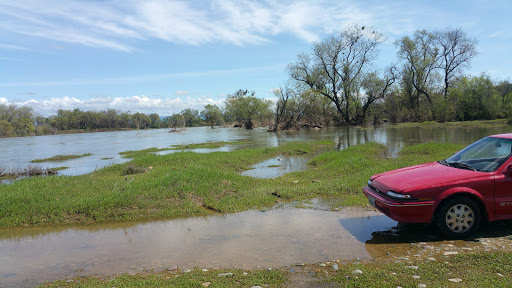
363 133 512 239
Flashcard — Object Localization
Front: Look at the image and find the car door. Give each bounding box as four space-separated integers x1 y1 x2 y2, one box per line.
494 154 512 218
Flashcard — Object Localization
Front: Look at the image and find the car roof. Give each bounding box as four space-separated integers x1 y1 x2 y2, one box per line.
490 133 512 139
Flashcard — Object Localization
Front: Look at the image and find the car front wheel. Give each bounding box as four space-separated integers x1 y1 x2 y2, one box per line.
435 196 481 239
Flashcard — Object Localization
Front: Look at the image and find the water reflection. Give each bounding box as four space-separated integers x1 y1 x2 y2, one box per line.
240 148 330 178
1 125 510 178
0 207 392 288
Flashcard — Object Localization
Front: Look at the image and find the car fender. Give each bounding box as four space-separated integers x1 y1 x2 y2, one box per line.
435 187 491 220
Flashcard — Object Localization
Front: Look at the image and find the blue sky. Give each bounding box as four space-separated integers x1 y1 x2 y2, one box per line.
1 0 511 116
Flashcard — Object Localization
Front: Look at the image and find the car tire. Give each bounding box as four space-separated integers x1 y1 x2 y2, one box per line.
435 196 481 239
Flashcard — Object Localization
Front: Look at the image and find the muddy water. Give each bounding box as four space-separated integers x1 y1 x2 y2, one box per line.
0 206 395 287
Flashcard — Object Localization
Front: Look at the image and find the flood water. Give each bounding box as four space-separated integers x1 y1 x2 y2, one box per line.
1 125 510 177
1 125 512 287
0 206 395 288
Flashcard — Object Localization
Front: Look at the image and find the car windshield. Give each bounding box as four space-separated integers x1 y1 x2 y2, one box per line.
444 136 512 172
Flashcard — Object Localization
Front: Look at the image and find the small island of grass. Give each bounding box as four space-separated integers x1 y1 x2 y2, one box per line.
30 153 93 163
170 141 249 150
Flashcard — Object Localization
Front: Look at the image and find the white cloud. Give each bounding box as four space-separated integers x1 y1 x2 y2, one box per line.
3 95 224 116
0 0 434 50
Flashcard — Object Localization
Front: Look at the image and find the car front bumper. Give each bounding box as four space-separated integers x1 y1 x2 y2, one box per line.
363 185 436 223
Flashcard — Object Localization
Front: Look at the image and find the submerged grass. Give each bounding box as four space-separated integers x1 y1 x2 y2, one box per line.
171 141 249 150
0 140 461 228
394 119 510 128
30 153 93 163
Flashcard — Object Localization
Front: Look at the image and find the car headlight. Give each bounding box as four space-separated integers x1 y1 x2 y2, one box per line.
367 179 372 186
386 190 411 199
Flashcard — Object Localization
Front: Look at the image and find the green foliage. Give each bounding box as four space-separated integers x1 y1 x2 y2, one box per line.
0 119 15 137
201 104 224 128
164 113 185 129
180 108 202 127
449 75 501 121
0 104 36 136
224 89 273 128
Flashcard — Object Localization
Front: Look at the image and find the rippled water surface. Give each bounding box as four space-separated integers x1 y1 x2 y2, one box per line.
1 125 510 176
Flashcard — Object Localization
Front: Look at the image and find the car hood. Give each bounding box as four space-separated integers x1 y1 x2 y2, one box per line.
371 161 478 193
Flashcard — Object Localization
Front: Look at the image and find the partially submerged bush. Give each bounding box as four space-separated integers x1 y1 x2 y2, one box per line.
0 165 58 179
121 164 147 175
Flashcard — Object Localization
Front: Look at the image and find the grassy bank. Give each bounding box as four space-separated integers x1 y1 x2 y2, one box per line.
41 251 512 287
0 140 462 228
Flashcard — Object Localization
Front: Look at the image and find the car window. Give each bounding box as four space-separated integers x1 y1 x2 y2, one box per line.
447 137 512 172
496 141 512 156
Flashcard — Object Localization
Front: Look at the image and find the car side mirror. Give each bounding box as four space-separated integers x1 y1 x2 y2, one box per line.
503 165 512 175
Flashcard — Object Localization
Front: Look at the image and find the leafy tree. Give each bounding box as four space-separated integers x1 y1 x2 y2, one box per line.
167 113 185 130
0 120 14 137
224 89 272 129
180 109 202 127
201 104 224 128
149 113 161 128
450 75 500 121
132 112 151 129
396 30 440 119
496 80 512 117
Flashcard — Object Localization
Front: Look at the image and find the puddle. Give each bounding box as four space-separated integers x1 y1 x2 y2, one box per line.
240 155 311 178
0 206 395 288
240 148 331 178
3 204 512 288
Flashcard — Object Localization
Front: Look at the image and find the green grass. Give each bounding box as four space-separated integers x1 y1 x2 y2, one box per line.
171 141 249 150
42 268 287 288
322 252 512 287
119 148 171 158
30 153 93 163
0 140 461 228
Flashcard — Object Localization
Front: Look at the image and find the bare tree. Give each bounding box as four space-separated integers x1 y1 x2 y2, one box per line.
272 85 318 131
288 25 384 124
436 28 478 97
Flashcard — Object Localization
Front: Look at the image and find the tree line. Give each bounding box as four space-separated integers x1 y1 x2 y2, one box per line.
0 90 274 137
1 26 511 137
